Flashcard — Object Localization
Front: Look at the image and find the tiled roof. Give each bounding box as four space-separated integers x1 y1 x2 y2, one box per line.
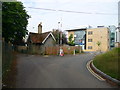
29 32 51 44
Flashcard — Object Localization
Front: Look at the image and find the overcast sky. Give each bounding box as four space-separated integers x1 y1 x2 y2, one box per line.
19 0 119 33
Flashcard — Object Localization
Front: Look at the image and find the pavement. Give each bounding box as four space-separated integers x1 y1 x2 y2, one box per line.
15 53 117 88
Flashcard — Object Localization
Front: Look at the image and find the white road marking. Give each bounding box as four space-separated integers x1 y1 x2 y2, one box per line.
86 60 105 81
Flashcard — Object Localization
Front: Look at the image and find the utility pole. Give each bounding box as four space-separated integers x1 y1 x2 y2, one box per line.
58 21 62 46
60 31 62 45
60 17 62 46
58 22 60 45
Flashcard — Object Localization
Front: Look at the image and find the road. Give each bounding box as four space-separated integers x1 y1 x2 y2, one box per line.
16 53 116 88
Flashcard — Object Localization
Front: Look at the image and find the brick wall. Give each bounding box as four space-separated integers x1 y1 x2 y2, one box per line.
45 46 82 55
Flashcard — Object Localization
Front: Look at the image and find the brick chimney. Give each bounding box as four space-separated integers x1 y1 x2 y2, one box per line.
38 22 42 34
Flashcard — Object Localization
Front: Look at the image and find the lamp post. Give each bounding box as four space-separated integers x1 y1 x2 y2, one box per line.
58 22 60 45
58 22 62 46
60 31 62 45
58 21 63 56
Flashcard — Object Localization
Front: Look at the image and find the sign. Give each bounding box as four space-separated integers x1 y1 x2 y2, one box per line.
79 43 83 45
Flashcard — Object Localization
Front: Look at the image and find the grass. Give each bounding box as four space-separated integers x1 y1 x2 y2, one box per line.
93 47 120 80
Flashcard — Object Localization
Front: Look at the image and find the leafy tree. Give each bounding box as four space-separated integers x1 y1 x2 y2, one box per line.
52 29 59 44
68 34 75 46
52 29 67 45
62 32 67 44
68 34 73 42
2 2 30 45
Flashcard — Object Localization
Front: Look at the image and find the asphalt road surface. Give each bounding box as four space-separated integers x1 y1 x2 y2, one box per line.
16 53 116 88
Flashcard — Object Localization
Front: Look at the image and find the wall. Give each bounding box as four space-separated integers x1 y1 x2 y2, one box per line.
115 29 120 43
115 42 120 47
2 41 14 77
86 28 110 52
17 46 27 52
28 44 42 54
45 46 82 55
41 35 56 54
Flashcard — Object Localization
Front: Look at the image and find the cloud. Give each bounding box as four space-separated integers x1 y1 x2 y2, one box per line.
19 0 119 3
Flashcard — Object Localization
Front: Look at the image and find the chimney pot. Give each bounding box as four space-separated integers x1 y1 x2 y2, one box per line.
38 22 42 34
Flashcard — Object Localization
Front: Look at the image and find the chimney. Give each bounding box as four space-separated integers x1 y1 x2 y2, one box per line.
38 22 42 34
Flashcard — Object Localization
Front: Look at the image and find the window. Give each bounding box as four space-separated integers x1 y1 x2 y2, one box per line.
88 39 92 42
88 31 93 35
88 46 92 49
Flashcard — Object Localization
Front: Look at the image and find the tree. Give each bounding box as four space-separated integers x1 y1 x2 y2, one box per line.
62 32 67 44
68 34 75 46
52 29 67 45
96 41 101 52
2 2 30 45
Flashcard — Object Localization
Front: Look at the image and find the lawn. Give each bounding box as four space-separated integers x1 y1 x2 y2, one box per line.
93 47 120 80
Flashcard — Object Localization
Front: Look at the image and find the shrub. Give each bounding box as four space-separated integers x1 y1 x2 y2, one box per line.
75 49 79 53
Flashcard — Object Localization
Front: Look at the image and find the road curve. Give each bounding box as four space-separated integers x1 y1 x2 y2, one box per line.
16 53 117 88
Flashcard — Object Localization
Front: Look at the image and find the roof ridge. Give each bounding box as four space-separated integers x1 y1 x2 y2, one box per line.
29 31 51 35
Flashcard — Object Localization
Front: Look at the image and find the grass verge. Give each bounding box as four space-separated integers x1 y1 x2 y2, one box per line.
93 48 120 81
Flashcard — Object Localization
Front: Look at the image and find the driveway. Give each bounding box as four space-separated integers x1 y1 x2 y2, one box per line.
16 53 116 88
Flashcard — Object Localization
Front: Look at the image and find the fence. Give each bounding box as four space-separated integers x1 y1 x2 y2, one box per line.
15 44 82 55
15 45 28 53
27 44 42 54
45 46 82 55
0 36 1 89
2 41 13 77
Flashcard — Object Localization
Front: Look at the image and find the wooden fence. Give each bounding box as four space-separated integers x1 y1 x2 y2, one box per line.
45 46 82 55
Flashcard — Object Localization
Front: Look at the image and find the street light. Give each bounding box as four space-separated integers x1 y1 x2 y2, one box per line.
58 22 62 46
58 22 60 45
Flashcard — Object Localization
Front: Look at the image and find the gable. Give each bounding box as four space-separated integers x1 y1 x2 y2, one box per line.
42 35 55 46
42 32 56 44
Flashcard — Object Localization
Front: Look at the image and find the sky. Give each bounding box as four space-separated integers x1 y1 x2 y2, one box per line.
18 0 119 33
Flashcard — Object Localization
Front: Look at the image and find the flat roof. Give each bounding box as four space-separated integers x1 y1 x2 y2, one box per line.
66 28 87 31
87 27 108 30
